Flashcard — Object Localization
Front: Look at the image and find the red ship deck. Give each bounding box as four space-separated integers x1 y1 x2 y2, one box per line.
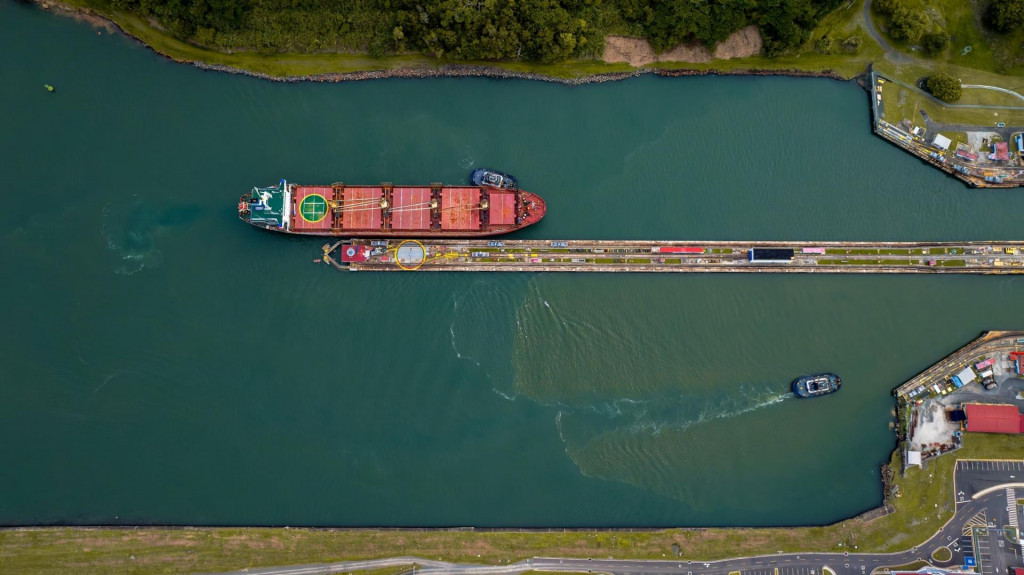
292 186 333 232
341 187 383 231
489 191 516 226
440 187 480 231
391 187 432 231
250 182 546 237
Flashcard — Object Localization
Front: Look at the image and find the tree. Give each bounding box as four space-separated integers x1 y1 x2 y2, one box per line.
985 0 1024 32
814 35 834 54
842 34 862 53
927 73 962 103
888 6 928 43
872 0 901 16
921 30 950 56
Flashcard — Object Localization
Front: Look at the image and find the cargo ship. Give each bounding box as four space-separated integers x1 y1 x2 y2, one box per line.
239 179 545 237
792 373 842 398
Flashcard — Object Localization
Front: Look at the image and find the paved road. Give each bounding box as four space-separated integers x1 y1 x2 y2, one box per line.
208 489 1019 575
920 117 1024 143
862 0 911 63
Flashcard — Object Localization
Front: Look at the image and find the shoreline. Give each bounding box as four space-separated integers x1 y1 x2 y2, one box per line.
8 334 1024 575
189 61 850 86
31 0 851 86
28 0 1021 192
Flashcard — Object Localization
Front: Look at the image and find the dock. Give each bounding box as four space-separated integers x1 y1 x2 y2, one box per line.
893 331 1024 402
321 239 1024 273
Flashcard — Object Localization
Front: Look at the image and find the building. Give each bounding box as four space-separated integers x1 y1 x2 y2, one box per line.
952 366 976 387
991 141 1010 161
963 403 1024 434
932 133 952 150
749 248 794 263
1015 133 1024 156
1011 351 1024 375
955 147 977 162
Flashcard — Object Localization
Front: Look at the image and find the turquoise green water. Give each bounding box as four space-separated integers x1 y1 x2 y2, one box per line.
3 1 1024 527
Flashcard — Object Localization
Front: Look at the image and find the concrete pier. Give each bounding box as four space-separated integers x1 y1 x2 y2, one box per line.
322 239 1024 273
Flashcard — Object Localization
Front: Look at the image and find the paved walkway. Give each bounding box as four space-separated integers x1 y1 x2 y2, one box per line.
963 85 1024 103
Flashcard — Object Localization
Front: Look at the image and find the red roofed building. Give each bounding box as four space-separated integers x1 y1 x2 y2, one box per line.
964 403 1024 434
993 142 1010 161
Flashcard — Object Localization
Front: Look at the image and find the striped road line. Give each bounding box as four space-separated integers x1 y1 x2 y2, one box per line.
1008 488 1019 530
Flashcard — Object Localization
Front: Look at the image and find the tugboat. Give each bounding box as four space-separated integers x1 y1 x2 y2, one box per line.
471 168 518 190
792 373 842 398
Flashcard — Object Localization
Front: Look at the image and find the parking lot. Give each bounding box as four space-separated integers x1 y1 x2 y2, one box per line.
955 459 1024 502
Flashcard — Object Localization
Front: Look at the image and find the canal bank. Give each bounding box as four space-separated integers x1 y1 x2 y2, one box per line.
1 430 1020 574
4 336 1023 573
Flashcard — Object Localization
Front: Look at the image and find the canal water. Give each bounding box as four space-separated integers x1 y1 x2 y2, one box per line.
3 1 1024 527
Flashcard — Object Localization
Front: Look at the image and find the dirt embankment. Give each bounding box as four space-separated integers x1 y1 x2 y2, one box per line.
603 26 763 67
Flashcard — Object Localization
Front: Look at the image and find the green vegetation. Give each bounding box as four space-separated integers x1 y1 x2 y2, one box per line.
3 434 1022 575
986 0 1024 33
940 260 966 266
814 259 916 265
85 0 844 63
926 73 962 103
930 546 952 562
622 0 844 55
921 31 950 57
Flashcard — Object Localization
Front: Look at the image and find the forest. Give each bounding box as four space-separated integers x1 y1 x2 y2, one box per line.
107 0 846 62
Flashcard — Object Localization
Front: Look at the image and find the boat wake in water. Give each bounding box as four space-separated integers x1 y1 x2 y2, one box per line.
447 276 532 398
510 276 803 504
551 385 793 503
100 199 200 276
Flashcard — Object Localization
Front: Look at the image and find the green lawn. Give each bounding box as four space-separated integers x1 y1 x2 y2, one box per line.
878 74 1024 128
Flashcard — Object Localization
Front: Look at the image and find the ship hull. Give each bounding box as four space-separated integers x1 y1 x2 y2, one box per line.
239 181 545 237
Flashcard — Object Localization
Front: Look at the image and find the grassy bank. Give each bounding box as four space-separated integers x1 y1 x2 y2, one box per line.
2 434 1022 575
877 68 1024 128
50 0 875 80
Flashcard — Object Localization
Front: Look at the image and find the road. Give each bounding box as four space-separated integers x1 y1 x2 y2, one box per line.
861 0 911 63
207 487 1023 575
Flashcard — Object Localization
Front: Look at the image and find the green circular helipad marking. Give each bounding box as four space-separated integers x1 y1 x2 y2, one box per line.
299 194 328 223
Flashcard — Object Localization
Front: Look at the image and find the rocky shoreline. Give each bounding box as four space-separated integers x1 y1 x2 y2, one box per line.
33 0 853 86
192 61 850 85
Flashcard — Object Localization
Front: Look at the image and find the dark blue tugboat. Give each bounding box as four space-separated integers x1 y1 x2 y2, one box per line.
792 373 842 398
471 168 518 190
